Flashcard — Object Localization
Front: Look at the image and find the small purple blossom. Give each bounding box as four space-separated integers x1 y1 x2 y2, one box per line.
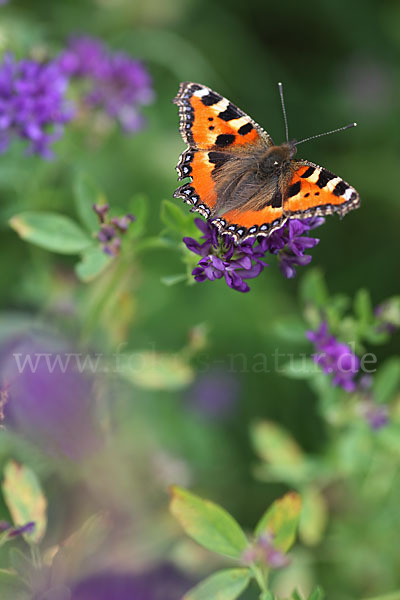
0 520 35 539
183 216 323 292
307 321 360 392
93 203 135 256
266 216 324 279
242 532 289 570
183 219 267 292
362 401 389 430
0 53 73 157
59 36 154 133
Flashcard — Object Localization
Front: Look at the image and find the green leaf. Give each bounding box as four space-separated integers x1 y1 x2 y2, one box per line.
127 194 148 239
373 357 400 404
74 172 105 233
121 351 194 391
161 199 199 238
376 296 400 328
75 246 112 282
299 487 328 546
308 587 325 600
254 492 302 553
273 316 308 344
260 593 275 600
170 486 248 559
299 269 328 308
10 212 93 255
2 460 47 543
251 421 305 468
183 568 251 600
161 273 188 286
280 358 317 379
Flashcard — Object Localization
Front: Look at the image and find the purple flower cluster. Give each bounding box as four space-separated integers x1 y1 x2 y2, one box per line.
307 321 360 392
59 36 154 132
183 217 323 292
0 53 73 158
307 326 391 430
242 532 289 570
93 203 135 256
267 217 324 279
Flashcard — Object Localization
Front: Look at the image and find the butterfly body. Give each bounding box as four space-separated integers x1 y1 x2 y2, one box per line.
174 82 360 242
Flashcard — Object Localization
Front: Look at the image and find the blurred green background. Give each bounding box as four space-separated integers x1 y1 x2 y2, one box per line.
0 0 399 598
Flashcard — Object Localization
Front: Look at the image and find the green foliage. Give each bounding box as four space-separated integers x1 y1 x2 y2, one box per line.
254 492 302 552
1 461 47 544
183 568 251 600
169 486 248 559
170 487 303 598
9 211 93 254
75 246 112 282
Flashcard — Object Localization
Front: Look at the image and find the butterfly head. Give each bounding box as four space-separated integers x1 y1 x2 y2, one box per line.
258 141 297 174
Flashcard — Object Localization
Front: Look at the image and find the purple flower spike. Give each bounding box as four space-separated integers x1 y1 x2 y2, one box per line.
184 220 267 293
183 216 323 291
58 36 154 133
265 216 323 279
93 204 135 256
307 321 360 392
0 53 73 157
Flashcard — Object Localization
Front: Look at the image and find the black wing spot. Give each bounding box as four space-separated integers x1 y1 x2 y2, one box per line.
209 126 215 131
215 134 235 147
316 169 336 189
218 103 242 121
304 192 310 198
208 151 230 173
201 91 222 106
260 188 282 209
287 181 301 198
300 166 315 179
238 123 253 136
333 180 349 197
208 117 213 121
315 192 320 196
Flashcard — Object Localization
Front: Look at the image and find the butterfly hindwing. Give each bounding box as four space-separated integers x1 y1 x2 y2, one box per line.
283 161 360 218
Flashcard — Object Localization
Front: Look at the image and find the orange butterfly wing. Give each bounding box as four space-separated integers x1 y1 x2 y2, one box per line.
173 82 272 220
284 162 360 218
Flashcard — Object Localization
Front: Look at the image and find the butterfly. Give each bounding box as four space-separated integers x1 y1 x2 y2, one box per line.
173 82 360 242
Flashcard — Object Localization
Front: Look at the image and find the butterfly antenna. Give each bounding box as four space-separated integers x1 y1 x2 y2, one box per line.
295 122 357 146
278 82 289 143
